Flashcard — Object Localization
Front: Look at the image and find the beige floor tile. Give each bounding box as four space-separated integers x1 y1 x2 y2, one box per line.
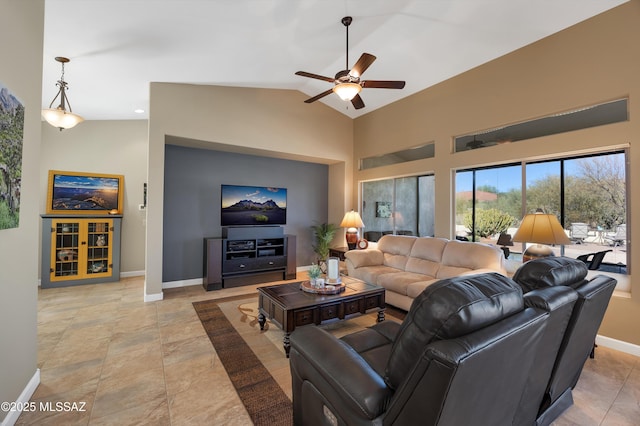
162 351 217 397
42 336 110 370
16 380 96 426
92 367 166 419
90 398 171 426
20 275 640 426
106 324 161 356
100 343 164 382
168 362 251 425
34 358 103 399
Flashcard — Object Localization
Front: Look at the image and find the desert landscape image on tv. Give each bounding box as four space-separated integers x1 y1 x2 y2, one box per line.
221 185 286 226
51 174 120 211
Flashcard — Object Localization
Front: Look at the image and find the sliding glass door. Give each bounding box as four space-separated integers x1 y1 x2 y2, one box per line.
361 175 434 242
456 150 628 273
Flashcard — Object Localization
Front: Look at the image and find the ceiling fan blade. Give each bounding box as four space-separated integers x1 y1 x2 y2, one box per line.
351 94 365 109
361 80 406 89
304 88 334 104
295 71 334 83
350 53 376 77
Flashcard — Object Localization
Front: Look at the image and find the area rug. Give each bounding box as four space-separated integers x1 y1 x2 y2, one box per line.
193 294 405 426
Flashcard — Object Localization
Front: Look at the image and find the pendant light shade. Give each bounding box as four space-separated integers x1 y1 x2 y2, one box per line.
42 57 84 130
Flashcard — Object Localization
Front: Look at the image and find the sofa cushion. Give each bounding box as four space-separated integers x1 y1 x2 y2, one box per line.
377 272 434 296
404 237 447 276
437 240 505 278
406 279 439 298
348 265 399 285
384 273 523 390
377 235 416 270
512 257 588 293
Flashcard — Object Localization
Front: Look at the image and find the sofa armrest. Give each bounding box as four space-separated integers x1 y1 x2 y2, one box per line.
344 249 384 269
290 326 391 420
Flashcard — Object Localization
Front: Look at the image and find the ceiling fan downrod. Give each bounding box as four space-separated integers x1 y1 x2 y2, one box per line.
342 16 352 71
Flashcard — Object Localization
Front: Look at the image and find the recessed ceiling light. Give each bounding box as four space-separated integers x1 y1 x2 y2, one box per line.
134 109 145 114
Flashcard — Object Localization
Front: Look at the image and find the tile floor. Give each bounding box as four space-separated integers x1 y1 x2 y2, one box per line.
16 275 640 425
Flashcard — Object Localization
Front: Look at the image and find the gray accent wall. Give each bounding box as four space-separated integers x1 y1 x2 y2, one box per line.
163 144 328 282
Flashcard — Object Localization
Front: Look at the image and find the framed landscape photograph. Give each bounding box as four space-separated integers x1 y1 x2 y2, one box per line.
46 170 124 215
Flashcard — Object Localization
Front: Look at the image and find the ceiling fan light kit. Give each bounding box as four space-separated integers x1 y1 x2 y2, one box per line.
295 16 405 110
42 56 84 131
333 82 361 101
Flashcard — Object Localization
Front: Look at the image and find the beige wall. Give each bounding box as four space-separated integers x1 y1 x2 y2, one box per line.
145 83 354 298
0 0 43 419
40 120 148 274
353 1 640 345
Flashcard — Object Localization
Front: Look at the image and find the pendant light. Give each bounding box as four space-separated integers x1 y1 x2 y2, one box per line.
42 57 84 130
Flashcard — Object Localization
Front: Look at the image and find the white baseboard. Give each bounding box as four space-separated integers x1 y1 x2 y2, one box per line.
162 278 203 289
596 334 640 357
143 292 163 302
1 369 40 426
162 271 310 290
120 270 145 278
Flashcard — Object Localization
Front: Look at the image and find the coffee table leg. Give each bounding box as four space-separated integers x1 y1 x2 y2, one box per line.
258 312 266 330
284 333 291 358
377 308 386 323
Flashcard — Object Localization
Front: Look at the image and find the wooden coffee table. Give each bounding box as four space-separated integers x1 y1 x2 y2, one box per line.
258 277 385 357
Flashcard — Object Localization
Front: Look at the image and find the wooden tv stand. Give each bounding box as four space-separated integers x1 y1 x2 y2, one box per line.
203 227 296 290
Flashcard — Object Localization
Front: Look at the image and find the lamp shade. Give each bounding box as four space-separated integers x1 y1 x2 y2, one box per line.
512 211 571 245
333 82 361 101
42 108 84 130
340 210 365 250
340 210 365 229
497 233 514 246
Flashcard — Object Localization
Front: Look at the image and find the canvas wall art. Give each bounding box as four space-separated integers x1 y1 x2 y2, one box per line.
0 81 25 230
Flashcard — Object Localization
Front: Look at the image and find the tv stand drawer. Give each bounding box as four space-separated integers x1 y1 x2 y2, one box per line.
223 256 285 274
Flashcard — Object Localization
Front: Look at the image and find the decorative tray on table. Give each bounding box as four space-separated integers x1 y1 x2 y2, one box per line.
300 280 346 295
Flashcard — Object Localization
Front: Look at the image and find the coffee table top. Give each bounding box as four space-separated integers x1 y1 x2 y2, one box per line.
258 276 383 310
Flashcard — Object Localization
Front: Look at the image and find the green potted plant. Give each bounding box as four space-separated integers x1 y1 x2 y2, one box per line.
311 222 339 263
308 263 322 285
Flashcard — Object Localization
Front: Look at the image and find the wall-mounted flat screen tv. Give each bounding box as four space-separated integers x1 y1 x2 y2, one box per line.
221 184 287 226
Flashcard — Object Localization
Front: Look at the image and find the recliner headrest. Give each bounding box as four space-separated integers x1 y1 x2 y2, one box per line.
384 273 523 389
512 257 588 293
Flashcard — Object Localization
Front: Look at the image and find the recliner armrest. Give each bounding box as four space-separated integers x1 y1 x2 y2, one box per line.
290 326 392 420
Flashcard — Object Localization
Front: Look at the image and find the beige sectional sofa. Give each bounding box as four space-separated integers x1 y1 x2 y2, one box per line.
344 234 506 311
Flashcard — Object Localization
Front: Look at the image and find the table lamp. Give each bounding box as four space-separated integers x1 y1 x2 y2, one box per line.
340 210 365 250
496 233 514 259
512 209 571 262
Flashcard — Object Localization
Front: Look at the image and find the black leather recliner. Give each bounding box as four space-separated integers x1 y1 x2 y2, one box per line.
511 257 617 426
289 273 551 426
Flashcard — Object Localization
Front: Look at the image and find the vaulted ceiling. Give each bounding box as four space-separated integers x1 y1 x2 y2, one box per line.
42 0 628 121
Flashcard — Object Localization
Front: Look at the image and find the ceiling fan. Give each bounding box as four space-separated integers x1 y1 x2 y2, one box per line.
465 135 511 150
295 16 406 110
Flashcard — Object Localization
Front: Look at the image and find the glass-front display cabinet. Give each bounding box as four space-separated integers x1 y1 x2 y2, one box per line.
41 216 121 288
